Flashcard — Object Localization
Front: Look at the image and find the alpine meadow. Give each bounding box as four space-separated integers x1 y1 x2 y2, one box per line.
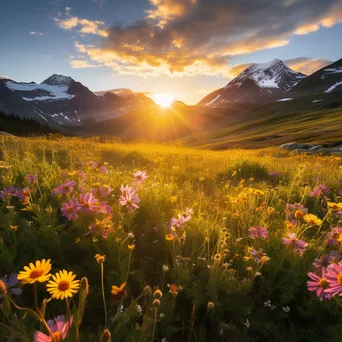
1 0 342 341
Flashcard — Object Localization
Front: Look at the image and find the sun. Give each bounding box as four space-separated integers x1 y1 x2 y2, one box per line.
150 93 175 108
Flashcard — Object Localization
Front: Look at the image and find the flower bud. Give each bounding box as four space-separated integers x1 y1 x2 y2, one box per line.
101 329 111 342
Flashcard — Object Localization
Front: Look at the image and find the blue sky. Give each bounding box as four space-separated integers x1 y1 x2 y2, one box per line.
1 0 342 104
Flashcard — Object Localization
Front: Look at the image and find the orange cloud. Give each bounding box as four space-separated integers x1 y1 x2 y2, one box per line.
63 0 341 77
54 10 108 37
285 57 332 75
70 59 100 68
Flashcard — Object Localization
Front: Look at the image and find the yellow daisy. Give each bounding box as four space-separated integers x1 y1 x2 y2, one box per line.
304 214 322 226
17 259 52 284
47 270 80 300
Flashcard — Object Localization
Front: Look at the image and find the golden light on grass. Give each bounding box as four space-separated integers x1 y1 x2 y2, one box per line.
150 93 175 108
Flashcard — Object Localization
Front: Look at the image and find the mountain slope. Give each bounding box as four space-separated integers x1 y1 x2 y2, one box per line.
0 74 155 126
289 59 342 96
199 59 306 107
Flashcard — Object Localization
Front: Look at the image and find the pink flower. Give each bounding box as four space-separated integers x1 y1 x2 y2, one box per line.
133 171 147 184
307 267 332 301
248 225 269 239
170 209 193 228
98 185 113 198
25 174 38 184
61 198 81 221
52 180 76 196
34 315 73 342
326 227 342 246
79 192 99 213
119 186 140 211
282 233 308 255
325 261 342 297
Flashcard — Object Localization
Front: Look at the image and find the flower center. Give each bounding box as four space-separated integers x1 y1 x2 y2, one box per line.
52 331 62 342
30 269 44 279
58 280 70 291
319 277 329 288
337 273 342 285
338 234 342 243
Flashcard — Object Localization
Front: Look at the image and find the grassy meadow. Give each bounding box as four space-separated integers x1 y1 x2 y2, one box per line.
0 136 342 341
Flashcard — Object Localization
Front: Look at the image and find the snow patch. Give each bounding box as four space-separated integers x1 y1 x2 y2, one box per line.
325 81 342 93
5 80 74 101
205 94 221 106
277 98 293 102
312 99 322 103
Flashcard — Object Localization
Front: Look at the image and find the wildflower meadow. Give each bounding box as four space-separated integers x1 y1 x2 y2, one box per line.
1 136 342 341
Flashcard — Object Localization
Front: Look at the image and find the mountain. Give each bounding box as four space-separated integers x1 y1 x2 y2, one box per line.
95 88 134 97
0 74 155 127
289 59 342 96
198 59 306 107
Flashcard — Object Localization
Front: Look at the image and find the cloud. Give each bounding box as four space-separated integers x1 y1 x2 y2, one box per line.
64 0 342 76
284 57 332 75
54 9 108 37
29 31 44 36
70 59 101 68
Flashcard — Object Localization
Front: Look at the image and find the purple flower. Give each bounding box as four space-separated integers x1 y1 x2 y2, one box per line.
268 171 279 177
79 192 100 213
61 198 81 221
25 174 38 185
282 233 308 256
119 186 140 211
307 267 331 301
309 184 330 199
0 273 22 299
248 225 269 239
52 180 76 196
326 227 342 246
313 254 334 271
250 248 269 263
100 166 108 175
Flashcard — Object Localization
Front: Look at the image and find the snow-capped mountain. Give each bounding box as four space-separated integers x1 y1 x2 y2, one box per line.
0 74 155 126
289 58 342 96
198 59 306 106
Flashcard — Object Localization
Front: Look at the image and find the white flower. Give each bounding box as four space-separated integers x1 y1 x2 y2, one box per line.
128 232 134 238
255 272 261 276
282 306 290 313
161 338 167 342
136 304 142 315
163 265 170 272
264 300 272 308
244 319 250 329
235 238 242 242
160 313 165 318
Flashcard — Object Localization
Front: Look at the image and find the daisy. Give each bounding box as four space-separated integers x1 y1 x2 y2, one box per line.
307 267 331 300
47 270 80 300
34 315 73 342
61 198 81 221
133 171 147 184
79 192 99 213
52 180 76 196
119 188 140 211
304 214 322 226
17 259 51 284
325 261 342 297
282 233 308 255
25 174 38 185
313 254 333 271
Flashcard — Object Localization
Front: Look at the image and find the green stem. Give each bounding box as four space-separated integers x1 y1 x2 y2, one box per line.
101 263 108 327
151 308 158 342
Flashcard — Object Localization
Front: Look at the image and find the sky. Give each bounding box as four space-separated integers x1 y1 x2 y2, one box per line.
1 0 342 104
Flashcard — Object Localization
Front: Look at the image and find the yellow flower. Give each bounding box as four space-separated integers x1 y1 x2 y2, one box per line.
207 301 215 310
17 259 52 284
199 177 205 181
232 171 237 176
75 237 81 244
170 196 177 203
47 270 80 300
294 210 304 219
128 244 135 251
304 214 322 226
94 254 105 264
328 202 342 210
10 225 18 231
165 234 174 241
111 282 126 300
338 234 342 243
168 284 179 296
